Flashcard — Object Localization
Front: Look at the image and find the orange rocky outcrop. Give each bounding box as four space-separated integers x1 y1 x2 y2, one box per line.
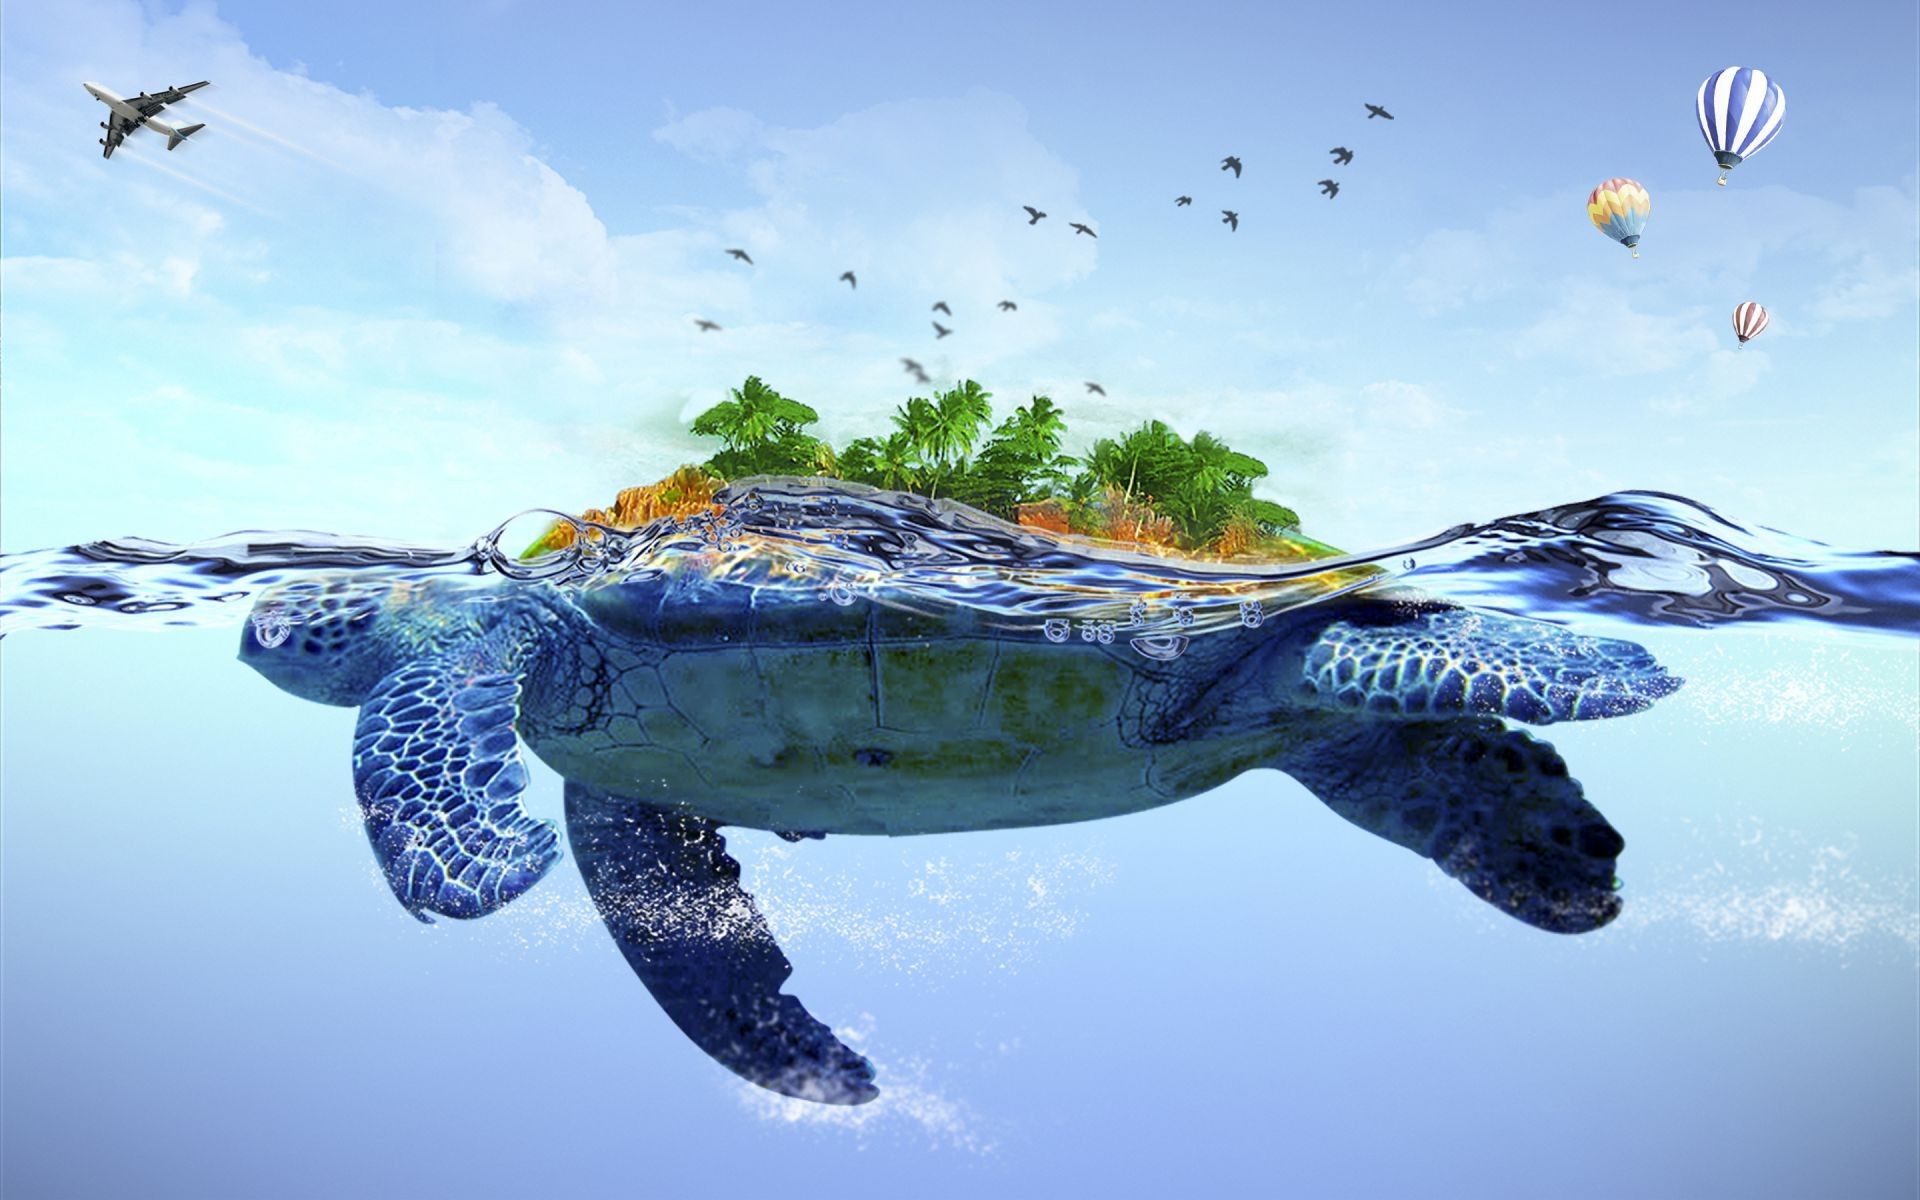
526 465 725 555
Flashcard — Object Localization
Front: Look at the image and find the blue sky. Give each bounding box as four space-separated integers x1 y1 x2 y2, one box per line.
2 4 1917 1193
2 0 1914 554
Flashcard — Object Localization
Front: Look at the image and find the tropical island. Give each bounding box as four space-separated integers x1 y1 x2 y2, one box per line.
532 376 1330 561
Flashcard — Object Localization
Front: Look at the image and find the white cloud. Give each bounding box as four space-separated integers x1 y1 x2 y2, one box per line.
1390 196 1558 312
1513 283 1719 376
1648 346 1772 415
1809 256 1920 322
1395 180 1920 335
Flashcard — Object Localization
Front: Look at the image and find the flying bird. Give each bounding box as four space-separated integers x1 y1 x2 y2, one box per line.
1364 104 1393 120
1175 195 1192 206
1023 205 1047 224
1221 209 1239 231
1085 382 1106 396
839 271 857 289
726 248 753 263
1221 156 1242 177
932 301 951 315
998 300 1017 311
1070 222 1097 238
1318 179 1340 198
932 321 952 339
1330 147 1353 164
693 319 721 332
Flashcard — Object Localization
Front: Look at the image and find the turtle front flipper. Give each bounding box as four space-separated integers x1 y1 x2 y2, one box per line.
352 655 561 922
1298 603 1682 724
564 782 879 1105
1279 717 1625 934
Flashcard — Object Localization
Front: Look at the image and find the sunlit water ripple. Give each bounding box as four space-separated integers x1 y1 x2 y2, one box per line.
2 478 1914 648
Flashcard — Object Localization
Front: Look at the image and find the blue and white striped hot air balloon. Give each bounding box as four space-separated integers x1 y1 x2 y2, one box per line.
1697 66 1786 186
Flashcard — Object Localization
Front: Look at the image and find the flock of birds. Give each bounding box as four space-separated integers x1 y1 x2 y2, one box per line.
690 103 1395 398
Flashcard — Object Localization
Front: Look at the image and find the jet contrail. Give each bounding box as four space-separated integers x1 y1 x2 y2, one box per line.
182 100 344 171
121 148 275 218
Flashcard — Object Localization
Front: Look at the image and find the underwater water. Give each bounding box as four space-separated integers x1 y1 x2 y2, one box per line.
3 480 1916 1196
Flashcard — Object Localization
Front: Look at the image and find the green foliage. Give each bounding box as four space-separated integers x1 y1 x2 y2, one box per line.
1072 419 1291 545
688 376 826 478
947 394 1079 518
686 375 1301 544
836 431 922 492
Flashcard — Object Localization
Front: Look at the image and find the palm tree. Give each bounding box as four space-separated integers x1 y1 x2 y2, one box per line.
1167 430 1270 545
690 376 819 451
872 431 921 492
968 394 1076 513
1008 394 1068 460
931 380 995 471
1077 420 1182 507
690 376 824 478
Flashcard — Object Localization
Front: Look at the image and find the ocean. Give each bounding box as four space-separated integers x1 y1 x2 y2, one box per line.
2 479 1914 1197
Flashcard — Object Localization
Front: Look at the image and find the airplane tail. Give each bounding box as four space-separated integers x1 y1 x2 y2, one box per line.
166 122 205 151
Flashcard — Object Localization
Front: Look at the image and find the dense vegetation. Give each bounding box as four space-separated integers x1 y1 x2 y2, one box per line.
686 375 1301 555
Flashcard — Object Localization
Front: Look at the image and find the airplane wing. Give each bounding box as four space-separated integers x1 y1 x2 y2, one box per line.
126 81 210 117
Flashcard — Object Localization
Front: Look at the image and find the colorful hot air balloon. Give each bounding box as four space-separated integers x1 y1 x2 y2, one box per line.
1588 178 1651 258
1732 301 1770 344
1697 67 1786 186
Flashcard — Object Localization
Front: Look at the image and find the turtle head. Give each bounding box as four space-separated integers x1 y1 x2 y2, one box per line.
239 579 489 707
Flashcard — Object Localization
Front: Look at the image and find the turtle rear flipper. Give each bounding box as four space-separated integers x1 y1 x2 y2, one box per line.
1298 603 1681 725
1280 717 1625 934
352 655 561 922
565 782 879 1105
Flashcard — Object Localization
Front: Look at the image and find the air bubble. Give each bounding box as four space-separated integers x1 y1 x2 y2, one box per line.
251 612 293 648
1129 634 1190 661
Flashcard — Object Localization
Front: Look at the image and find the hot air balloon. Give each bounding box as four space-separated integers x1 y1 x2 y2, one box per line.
1698 67 1786 186
1588 178 1651 258
1732 301 1770 344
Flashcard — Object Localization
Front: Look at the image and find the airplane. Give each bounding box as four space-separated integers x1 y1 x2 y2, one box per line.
1318 179 1340 198
84 80 208 159
1330 146 1353 164
1364 103 1394 120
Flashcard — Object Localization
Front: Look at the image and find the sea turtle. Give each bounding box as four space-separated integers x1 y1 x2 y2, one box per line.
239 481 1681 1105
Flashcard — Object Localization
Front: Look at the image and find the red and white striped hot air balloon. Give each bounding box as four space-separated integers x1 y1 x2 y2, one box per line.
1732 301 1770 344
